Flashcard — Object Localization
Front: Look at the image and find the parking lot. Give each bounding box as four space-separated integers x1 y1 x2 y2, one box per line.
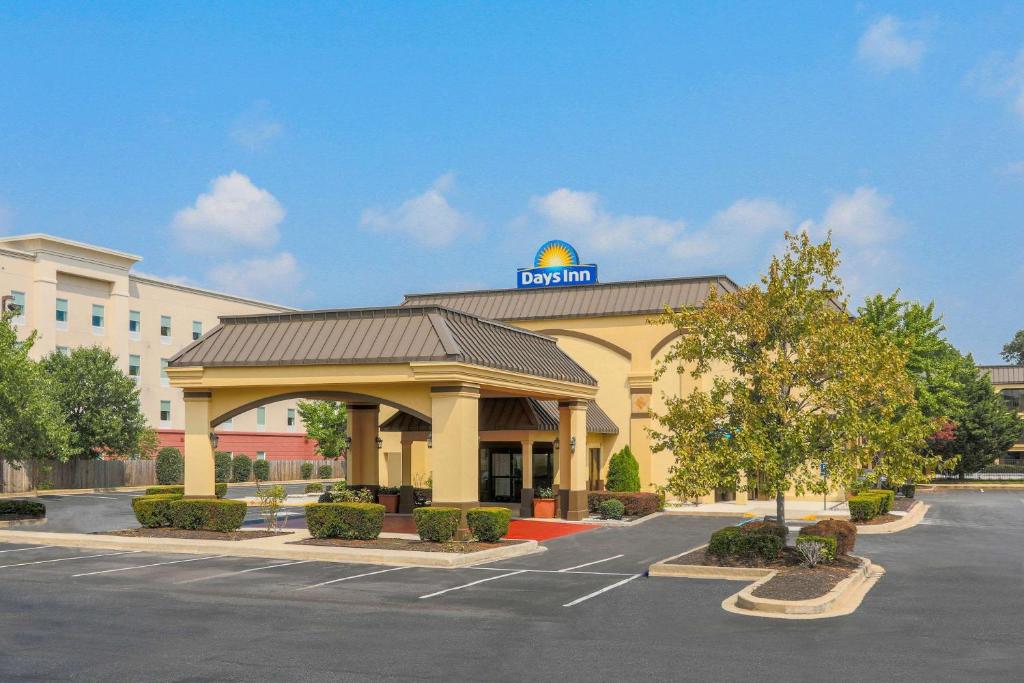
1 489 1023 680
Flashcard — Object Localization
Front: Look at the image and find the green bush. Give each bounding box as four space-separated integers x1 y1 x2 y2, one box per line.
865 488 895 514
708 527 744 556
155 447 184 485
848 495 880 522
377 485 401 496
981 463 1024 474
587 492 660 517
305 502 384 540
799 518 857 555
797 534 837 562
707 525 783 562
605 445 641 492
300 462 315 479
131 493 182 527
467 507 511 541
598 499 626 520
414 507 461 542
317 463 333 479
0 499 46 517
214 451 233 483
304 483 324 494
144 483 227 498
169 499 247 532
252 459 270 482
232 454 252 482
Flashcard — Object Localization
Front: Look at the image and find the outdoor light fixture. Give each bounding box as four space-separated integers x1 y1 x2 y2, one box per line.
208 431 219 449
375 436 383 449
553 437 560 451
570 436 576 453
427 433 432 449
345 435 353 447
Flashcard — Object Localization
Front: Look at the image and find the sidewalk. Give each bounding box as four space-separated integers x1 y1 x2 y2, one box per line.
664 499 849 520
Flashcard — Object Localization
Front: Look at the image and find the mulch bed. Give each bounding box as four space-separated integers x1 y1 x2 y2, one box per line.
100 528 292 541
668 547 860 601
292 538 528 553
892 498 919 513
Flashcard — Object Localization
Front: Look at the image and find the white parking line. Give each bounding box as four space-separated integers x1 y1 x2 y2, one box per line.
296 566 409 591
419 570 527 599
467 566 633 577
562 573 643 607
0 550 140 570
176 560 313 584
558 554 624 572
72 555 225 577
0 545 53 554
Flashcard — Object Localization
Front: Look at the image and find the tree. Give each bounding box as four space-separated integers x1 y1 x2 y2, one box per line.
40 346 147 459
1001 329 1024 366
155 447 183 485
605 446 641 492
945 359 1023 478
0 312 73 466
296 400 349 459
650 232 932 522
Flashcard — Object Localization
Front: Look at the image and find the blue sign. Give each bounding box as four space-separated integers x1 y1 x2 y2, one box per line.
517 240 598 289
820 462 828 478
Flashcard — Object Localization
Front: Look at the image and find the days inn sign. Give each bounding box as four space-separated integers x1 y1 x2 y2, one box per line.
517 240 598 289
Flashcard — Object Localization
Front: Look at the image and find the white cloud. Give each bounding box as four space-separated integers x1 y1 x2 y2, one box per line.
820 186 907 246
968 50 1024 120
230 102 283 151
530 188 600 224
360 173 473 247
857 15 925 72
673 198 794 261
172 172 285 252
1002 160 1024 180
207 252 302 301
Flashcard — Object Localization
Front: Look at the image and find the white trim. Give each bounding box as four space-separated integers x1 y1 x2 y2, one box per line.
130 274 296 312
562 573 643 607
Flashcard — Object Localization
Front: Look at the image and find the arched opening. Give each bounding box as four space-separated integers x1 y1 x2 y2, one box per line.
210 391 432 428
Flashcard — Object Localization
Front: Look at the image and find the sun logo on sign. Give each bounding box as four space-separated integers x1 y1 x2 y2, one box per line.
535 240 579 268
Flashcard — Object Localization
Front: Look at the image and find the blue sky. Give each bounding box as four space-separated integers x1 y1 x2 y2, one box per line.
1 2 1023 362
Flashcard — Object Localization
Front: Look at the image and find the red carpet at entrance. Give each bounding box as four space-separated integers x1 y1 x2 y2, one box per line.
379 516 597 541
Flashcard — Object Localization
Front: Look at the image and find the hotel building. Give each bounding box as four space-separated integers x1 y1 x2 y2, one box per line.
980 365 1024 465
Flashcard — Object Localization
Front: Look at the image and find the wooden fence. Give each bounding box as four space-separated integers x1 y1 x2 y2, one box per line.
0 458 345 493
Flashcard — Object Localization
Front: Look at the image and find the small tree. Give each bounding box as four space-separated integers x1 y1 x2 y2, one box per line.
296 400 348 460
155 447 184 485
232 454 253 482
300 462 314 479
1001 329 1024 366
605 446 641 492
946 360 1023 479
214 451 233 483
253 458 270 482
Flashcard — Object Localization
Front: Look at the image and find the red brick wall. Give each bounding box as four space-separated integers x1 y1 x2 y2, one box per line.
157 430 319 460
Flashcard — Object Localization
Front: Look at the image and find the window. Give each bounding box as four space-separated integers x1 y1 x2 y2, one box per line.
129 310 141 338
256 451 267 461
159 400 171 426
160 315 172 342
192 320 202 341
91 304 105 332
55 298 69 329
128 354 141 381
10 291 25 324
221 417 233 430
160 359 169 387
256 406 266 431
287 408 296 430
56 346 70 356
1001 389 1024 413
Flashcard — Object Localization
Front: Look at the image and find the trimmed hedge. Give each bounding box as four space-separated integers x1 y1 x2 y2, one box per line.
982 463 1024 474
252 459 270 482
707 526 782 561
0 499 46 517
799 518 857 555
304 483 324 494
865 488 895 514
796 534 837 562
414 507 461 542
467 507 511 542
848 495 880 522
587 492 659 517
144 483 227 498
231 454 252 482
317 463 333 479
155 447 183 485
598 499 625 520
305 502 384 540
300 462 315 479
214 451 233 483
169 499 247 532
131 493 183 527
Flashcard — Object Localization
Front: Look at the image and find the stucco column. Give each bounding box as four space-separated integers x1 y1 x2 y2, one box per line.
520 437 534 518
430 384 480 528
628 375 654 489
399 433 415 514
558 400 590 520
349 404 380 489
183 392 215 498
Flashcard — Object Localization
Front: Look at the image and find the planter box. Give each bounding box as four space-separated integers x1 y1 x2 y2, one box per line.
533 498 556 518
378 494 399 514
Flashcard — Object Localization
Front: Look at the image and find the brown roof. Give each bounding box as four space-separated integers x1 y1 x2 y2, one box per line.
401 275 740 321
380 397 619 434
168 305 595 386
980 365 1024 385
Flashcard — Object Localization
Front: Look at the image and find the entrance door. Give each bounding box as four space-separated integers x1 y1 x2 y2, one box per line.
479 444 523 502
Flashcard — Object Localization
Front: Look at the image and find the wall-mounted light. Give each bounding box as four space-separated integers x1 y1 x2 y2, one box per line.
427 433 433 449
553 437 560 451
375 436 383 450
208 431 219 449
569 436 576 453
344 435 353 447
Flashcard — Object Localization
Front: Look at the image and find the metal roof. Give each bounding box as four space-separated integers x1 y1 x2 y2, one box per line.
380 397 619 434
979 365 1024 385
168 305 596 386
401 275 740 321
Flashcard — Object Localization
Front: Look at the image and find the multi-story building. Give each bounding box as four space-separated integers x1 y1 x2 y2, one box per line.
0 233 314 460
980 365 1024 464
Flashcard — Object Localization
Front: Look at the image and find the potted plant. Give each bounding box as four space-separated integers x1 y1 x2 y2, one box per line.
377 485 401 513
532 486 556 518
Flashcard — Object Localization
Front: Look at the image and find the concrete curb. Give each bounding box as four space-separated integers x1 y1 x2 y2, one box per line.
0 528 542 568
0 518 47 528
648 544 773 581
857 502 929 535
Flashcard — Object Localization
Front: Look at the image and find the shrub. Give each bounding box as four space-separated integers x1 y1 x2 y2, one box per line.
252 459 270 482
741 520 788 544
0 499 46 517
865 489 895 514
707 524 783 562
214 451 233 483
155 447 184 485
466 507 511 541
377 485 401 496
587 492 659 517
304 483 324 494
144 484 227 498
799 518 857 555
901 483 916 499
605 446 641 492
981 463 1024 474
305 502 384 540
232 454 252 482
169 499 247 532
300 462 315 479
534 486 554 499
708 527 744 557
598 499 625 520
414 507 461 542
796 539 827 568
131 494 182 527
317 463 334 479
848 495 880 522
414 487 432 507
797 534 837 562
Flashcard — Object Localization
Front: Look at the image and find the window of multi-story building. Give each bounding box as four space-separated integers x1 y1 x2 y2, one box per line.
257 406 266 431
192 320 202 341
1000 389 1024 413
160 315 172 343
159 400 171 426
160 359 169 387
91 304 105 333
287 408 296 431
9 291 26 325
55 298 69 329
221 417 233 430
128 354 141 382
129 310 141 339
56 346 70 356
256 451 267 460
